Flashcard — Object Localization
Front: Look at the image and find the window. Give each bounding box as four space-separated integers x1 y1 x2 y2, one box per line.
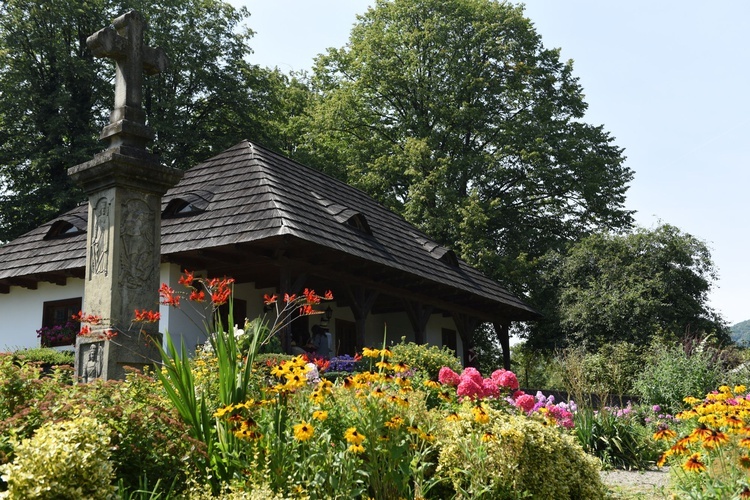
40 298 82 347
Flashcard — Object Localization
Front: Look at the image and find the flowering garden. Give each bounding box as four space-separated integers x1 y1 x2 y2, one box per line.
2 273 750 498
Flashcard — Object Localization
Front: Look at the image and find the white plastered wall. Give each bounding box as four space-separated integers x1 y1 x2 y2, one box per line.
0 279 85 351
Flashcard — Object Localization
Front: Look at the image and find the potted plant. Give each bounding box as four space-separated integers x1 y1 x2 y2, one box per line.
36 320 78 347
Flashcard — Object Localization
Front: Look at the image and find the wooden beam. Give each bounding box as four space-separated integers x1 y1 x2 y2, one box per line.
493 321 511 370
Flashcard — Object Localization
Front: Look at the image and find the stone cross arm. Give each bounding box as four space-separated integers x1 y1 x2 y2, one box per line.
87 10 168 124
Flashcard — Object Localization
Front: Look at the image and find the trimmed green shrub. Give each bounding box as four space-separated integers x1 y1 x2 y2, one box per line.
390 337 462 380
0 416 115 499
11 347 74 367
436 403 605 499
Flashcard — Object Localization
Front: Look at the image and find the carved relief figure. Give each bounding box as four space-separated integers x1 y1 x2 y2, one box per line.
91 197 110 277
120 198 154 289
82 343 103 382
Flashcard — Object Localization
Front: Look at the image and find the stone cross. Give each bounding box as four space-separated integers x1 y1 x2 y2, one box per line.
87 10 168 150
69 10 182 382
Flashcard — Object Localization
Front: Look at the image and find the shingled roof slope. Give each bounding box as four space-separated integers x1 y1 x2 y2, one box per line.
0 140 538 320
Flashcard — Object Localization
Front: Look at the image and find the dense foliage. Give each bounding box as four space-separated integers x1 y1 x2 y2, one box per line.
0 0 286 241
298 0 633 302
529 224 729 349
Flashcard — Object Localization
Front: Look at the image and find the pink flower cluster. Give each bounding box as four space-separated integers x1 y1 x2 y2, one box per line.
438 366 519 400
511 391 575 428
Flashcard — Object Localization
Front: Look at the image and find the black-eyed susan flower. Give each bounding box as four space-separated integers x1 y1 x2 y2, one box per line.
689 423 712 441
312 410 328 421
481 432 496 442
348 443 365 454
446 412 461 422
385 416 404 429
344 427 365 446
682 453 707 473
653 425 676 441
703 429 729 449
472 406 489 424
741 486 750 499
362 347 379 358
293 421 314 442
740 455 750 470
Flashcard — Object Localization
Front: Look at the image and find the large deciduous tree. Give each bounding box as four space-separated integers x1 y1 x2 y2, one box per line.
529 224 730 350
298 0 634 298
0 0 277 242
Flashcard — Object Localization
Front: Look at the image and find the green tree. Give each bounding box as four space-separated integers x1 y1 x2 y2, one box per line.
0 0 279 242
297 0 633 297
531 224 729 350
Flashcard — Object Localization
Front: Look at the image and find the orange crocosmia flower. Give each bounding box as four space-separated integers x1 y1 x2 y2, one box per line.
211 287 231 306
263 293 278 305
178 270 195 286
189 290 206 302
76 312 102 325
159 283 180 307
303 288 321 304
134 309 160 323
682 453 707 473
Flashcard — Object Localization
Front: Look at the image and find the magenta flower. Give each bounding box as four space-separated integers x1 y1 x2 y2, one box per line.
515 394 535 413
482 378 500 399
438 367 461 386
497 371 519 390
457 377 484 400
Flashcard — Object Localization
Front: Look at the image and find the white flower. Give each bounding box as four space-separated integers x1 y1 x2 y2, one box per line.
305 363 320 383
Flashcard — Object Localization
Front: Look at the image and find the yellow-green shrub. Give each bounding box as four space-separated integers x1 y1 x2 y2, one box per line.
0 416 115 499
436 403 604 499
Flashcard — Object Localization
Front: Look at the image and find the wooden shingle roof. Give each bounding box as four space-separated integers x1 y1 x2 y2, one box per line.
0 141 539 321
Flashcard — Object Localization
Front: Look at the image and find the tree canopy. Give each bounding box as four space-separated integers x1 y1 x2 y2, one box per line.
0 0 281 242
295 0 633 298
528 224 730 350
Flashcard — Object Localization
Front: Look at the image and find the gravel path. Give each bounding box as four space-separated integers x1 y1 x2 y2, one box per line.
600 467 672 498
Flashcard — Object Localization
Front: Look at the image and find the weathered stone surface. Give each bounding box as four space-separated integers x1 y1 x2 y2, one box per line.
71 10 181 381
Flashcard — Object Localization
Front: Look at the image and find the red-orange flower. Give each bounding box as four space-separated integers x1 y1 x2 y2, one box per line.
178 270 195 286
159 283 180 307
189 290 206 302
263 293 278 305
303 288 319 304
72 311 103 325
134 309 161 323
211 287 231 306
284 293 297 303
324 290 333 300
79 325 91 336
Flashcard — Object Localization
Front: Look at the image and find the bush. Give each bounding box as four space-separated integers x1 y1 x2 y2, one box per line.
633 338 725 414
573 406 661 470
436 403 605 499
0 364 202 496
0 416 115 499
11 348 74 367
390 337 462 380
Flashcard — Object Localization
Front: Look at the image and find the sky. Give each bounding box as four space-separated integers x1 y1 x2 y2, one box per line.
234 0 749 326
